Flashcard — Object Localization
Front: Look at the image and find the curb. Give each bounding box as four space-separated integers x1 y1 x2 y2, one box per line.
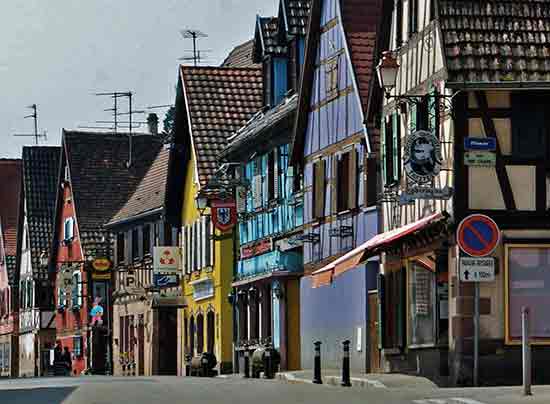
277 372 387 389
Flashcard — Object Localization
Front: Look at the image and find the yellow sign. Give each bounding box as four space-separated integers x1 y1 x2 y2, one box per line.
92 258 111 272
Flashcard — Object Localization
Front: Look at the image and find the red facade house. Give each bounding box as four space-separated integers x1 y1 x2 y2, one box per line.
0 159 22 378
50 130 167 375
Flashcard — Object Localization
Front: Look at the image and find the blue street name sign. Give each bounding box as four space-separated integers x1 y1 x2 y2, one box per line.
464 137 496 151
154 274 179 288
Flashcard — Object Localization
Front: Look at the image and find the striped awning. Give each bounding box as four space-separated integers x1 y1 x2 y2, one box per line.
311 212 448 288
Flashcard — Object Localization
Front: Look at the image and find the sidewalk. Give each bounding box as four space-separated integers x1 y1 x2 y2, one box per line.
277 369 438 390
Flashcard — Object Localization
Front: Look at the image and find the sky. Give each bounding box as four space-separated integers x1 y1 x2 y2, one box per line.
1 0 276 158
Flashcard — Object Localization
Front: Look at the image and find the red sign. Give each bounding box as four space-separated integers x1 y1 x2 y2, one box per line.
211 199 237 232
457 214 500 257
240 239 272 260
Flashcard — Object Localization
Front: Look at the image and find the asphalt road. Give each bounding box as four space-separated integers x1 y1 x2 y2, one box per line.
0 375 549 404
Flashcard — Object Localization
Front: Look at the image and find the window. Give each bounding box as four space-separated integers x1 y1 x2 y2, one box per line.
325 59 339 100
335 149 358 212
142 224 151 256
26 279 33 309
116 233 125 265
506 245 550 343
511 93 547 159
73 336 82 357
408 0 418 36
380 268 406 349
189 315 195 355
193 279 214 301
273 57 288 105
132 228 139 261
267 150 277 201
63 217 74 241
364 155 378 207
71 271 82 308
312 159 326 219
394 0 403 48
408 262 436 346
163 224 172 246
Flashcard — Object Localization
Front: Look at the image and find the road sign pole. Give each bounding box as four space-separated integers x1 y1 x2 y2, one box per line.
473 282 479 387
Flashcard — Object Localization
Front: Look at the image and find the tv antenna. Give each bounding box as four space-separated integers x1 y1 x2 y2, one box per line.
179 29 209 66
13 104 47 145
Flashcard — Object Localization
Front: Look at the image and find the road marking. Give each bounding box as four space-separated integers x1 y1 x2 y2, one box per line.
451 398 487 404
412 398 487 404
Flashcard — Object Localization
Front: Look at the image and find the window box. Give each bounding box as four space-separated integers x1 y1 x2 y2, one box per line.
57 306 65 314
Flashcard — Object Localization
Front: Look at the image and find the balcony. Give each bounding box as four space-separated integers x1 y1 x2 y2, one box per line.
235 250 302 283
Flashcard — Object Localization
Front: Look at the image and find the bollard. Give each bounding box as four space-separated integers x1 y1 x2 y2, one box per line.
522 307 532 396
243 350 250 378
263 349 273 379
341 340 352 387
313 341 322 384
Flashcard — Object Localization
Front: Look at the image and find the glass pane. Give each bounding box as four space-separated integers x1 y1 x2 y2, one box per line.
508 247 550 339
409 263 436 345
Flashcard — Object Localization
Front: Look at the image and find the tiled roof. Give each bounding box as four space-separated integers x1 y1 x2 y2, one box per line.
258 17 288 56
0 159 22 282
63 131 164 235
440 1 550 84
180 66 263 186
224 94 297 158
221 40 260 68
107 146 170 226
281 0 312 36
22 146 60 272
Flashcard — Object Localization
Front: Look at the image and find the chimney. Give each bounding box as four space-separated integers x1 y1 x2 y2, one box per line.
147 113 159 135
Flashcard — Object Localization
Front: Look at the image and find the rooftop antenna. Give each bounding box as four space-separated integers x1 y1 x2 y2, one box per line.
179 29 209 66
13 104 47 145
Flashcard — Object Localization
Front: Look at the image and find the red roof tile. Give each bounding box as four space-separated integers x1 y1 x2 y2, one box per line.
180 66 263 186
0 159 22 257
221 40 260 68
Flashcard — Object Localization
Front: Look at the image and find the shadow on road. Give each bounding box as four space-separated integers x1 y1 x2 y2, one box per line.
0 387 77 404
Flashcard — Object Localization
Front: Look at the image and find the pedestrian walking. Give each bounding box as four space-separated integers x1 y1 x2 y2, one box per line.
53 342 66 376
62 347 72 376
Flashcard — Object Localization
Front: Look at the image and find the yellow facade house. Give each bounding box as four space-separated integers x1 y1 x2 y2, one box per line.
171 64 263 373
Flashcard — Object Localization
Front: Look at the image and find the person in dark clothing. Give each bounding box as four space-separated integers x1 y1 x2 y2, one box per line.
62 347 72 376
53 342 65 376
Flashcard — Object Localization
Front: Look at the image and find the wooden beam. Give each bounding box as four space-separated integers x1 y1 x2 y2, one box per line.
474 91 516 211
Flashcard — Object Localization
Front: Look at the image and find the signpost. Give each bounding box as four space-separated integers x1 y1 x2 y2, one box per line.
464 137 496 151
464 151 496 167
457 214 500 387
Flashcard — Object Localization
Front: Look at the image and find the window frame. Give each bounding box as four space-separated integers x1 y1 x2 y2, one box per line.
63 217 75 242
142 224 151 256
505 243 550 345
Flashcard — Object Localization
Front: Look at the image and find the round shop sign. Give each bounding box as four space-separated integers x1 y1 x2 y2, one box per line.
457 214 500 257
404 130 442 184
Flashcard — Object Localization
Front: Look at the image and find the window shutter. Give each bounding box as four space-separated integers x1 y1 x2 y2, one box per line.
191 223 196 272
236 186 246 214
348 149 358 210
392 113 401 183
313 160 326 219
201 217 206 270
364 156 378 207
331 155 339 215
186 226 191 274
273 148 279 200
253 175 262 209
205 216 213 267
381 117 386 186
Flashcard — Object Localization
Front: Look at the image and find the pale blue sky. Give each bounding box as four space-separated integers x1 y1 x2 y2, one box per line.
1 0 276 158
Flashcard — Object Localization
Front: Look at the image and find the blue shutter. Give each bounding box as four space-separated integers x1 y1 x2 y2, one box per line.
380 117 386 185
392 113 400 183
273 58 288 105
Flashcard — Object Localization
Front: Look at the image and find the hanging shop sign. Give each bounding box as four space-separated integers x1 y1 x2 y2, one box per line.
457 214 500 257
153 247 181 274
464 151 496 167
399 186 453 205
153 274 179 288
240 238 273 260
464 137 496 151
459 257 495 282
404 130 443 184
91 258 112 280
211 199 237 232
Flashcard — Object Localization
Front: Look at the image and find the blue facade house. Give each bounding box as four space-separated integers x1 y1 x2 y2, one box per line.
290 0 385 373
220 0 310 373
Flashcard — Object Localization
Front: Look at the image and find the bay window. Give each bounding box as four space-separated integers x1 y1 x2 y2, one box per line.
408 262 436 346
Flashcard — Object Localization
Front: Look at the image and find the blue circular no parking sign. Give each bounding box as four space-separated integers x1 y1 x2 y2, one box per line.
457 214 500 257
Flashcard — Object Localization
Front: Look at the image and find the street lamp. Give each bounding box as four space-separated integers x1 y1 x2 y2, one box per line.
272 281 283 300
376 51 400 97
195 193 209 216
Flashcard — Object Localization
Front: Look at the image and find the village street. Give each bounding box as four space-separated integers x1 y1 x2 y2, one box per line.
1 376 550 404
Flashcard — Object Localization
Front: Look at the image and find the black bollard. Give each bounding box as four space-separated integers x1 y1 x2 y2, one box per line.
313 341 322 384
243 350 250 378
263 349 273 379
341 340 352 387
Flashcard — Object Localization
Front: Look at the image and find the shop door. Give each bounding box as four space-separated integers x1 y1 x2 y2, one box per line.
368 292 381 373
138 314 145 376
157 308 177 375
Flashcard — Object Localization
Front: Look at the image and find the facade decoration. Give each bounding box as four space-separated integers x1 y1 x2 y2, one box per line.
290 0 385 373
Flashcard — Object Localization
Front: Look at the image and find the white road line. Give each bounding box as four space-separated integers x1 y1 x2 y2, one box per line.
451 398 487 404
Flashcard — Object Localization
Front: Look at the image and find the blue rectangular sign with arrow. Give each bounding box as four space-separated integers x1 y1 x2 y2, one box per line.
464 137 496 151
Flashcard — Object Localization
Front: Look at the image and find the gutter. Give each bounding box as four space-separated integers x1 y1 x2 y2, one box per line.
104 207 164 229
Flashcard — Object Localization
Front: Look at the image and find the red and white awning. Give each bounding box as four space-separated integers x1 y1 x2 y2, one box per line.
311 212 448 288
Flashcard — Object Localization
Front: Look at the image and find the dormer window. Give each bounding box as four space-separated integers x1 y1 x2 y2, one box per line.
63 217 75 242
265 57 289 107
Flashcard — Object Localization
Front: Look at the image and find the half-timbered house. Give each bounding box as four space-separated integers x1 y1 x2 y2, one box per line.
219 0 310 375
291 0 386 372
367 0 550 386
16 146 60 377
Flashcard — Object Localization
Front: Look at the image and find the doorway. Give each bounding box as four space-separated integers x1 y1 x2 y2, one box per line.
207 311 215 354
157 308 177 375
137 314 145 376
368 291 381 373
